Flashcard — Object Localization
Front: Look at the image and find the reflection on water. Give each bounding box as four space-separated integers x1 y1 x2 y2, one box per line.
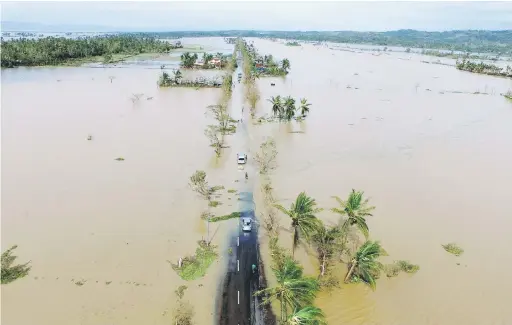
2 37 512 325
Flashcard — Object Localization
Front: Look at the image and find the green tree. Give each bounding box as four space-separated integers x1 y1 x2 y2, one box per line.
332 189 375 239
180 52 198 68
283 96 297 121
284 306 326 325
268 95 283 118
281 58 291 72
1 245 31 284
298 98 311 117
274 192 322 257
158 71 172 87
312 222 344 276
255 256 319 322
345 240 386 290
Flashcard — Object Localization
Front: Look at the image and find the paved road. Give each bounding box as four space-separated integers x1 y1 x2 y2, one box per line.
218 54 265 325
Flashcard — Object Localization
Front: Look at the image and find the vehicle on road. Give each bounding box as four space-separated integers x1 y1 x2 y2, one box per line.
237 153 247 164
241 218 252 232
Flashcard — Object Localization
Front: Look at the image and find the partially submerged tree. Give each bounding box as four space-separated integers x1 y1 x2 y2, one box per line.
332 189 375 239
1 245 31 284
206 105 235 135
274 192 322 257
344 240 387 290
255 255 319 323
189 170 213 202
284 306 326 325
312 222 344 276
180 52 198 68
204 125 223 157
254 138 278 174
298 98 311 117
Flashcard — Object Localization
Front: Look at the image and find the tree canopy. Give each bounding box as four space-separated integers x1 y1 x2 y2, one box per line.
1 35 174 67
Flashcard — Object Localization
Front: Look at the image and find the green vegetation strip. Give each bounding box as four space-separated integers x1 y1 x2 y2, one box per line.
171 241 218 281
209 212 241 222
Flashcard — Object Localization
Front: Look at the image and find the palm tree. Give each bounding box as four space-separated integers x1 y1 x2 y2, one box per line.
283 96 296 121
299 98 311 117
268 95 283 118
274 192 322 257
312 222 343 276
344 240 386 290
282 58 291 72
331 189 375 239
255 256 319 322
284 306 326 325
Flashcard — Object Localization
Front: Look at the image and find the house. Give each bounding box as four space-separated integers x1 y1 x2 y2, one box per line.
209 58 222 66
194 60 205 67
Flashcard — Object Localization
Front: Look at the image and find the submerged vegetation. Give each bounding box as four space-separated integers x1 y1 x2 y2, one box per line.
442 243 464 256
456 59 512 78
171 240 218 281
1 245 31 284
158 69 222 88
385 260 420 277
254 55 291 77
1 35 177 67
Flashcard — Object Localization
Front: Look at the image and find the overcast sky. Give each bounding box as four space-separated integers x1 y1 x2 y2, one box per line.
1 1 511 31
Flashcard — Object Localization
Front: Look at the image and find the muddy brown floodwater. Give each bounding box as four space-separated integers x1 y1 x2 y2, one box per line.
249 38 512 325
2 36 512 325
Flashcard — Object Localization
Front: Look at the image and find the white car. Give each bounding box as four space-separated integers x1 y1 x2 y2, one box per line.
237 153 247 164
241 218 252 232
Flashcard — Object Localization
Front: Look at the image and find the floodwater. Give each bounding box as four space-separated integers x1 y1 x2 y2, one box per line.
2 36 512 325
1 38 242 325
248 38 512 325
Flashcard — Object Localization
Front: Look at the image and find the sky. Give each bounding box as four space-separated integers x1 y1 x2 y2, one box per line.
1 1 512 32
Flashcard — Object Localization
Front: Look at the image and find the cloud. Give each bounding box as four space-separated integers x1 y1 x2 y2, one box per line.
1 1 511 31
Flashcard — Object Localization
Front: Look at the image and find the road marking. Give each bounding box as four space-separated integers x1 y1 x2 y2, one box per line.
238 291 240 304
237 237 239 246
237 259 239 271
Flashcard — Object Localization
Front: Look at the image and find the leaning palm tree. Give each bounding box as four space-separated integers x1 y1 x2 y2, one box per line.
299 98 311 117
312 222 344 276
274 192 322 257
268 95 283 118
284 306 326 325
332 189 375 239
344 240 386 290
256 256 319 323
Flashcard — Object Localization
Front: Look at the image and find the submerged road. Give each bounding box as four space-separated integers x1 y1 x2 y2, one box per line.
218 53 267 325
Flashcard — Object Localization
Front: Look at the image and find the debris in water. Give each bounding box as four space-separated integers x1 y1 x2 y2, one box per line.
87 135 92 141
114 157 125 161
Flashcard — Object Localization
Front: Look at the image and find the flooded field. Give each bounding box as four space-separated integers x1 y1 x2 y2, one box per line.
2 36 512 325
249 38 512 325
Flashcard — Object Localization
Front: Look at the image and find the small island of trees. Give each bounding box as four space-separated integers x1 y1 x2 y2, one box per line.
0 35 179 68
456 59 512 78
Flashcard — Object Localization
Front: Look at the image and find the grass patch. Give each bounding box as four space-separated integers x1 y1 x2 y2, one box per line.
171 241 218 281
385 260 420 277
209 212 241 223
227 189 237 193
442 243 464 256
1 245 31 284
209 200 222 207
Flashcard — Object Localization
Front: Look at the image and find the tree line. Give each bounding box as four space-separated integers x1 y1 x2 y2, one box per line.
456 59 512 78
0 35 176 67
131 30 512 55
